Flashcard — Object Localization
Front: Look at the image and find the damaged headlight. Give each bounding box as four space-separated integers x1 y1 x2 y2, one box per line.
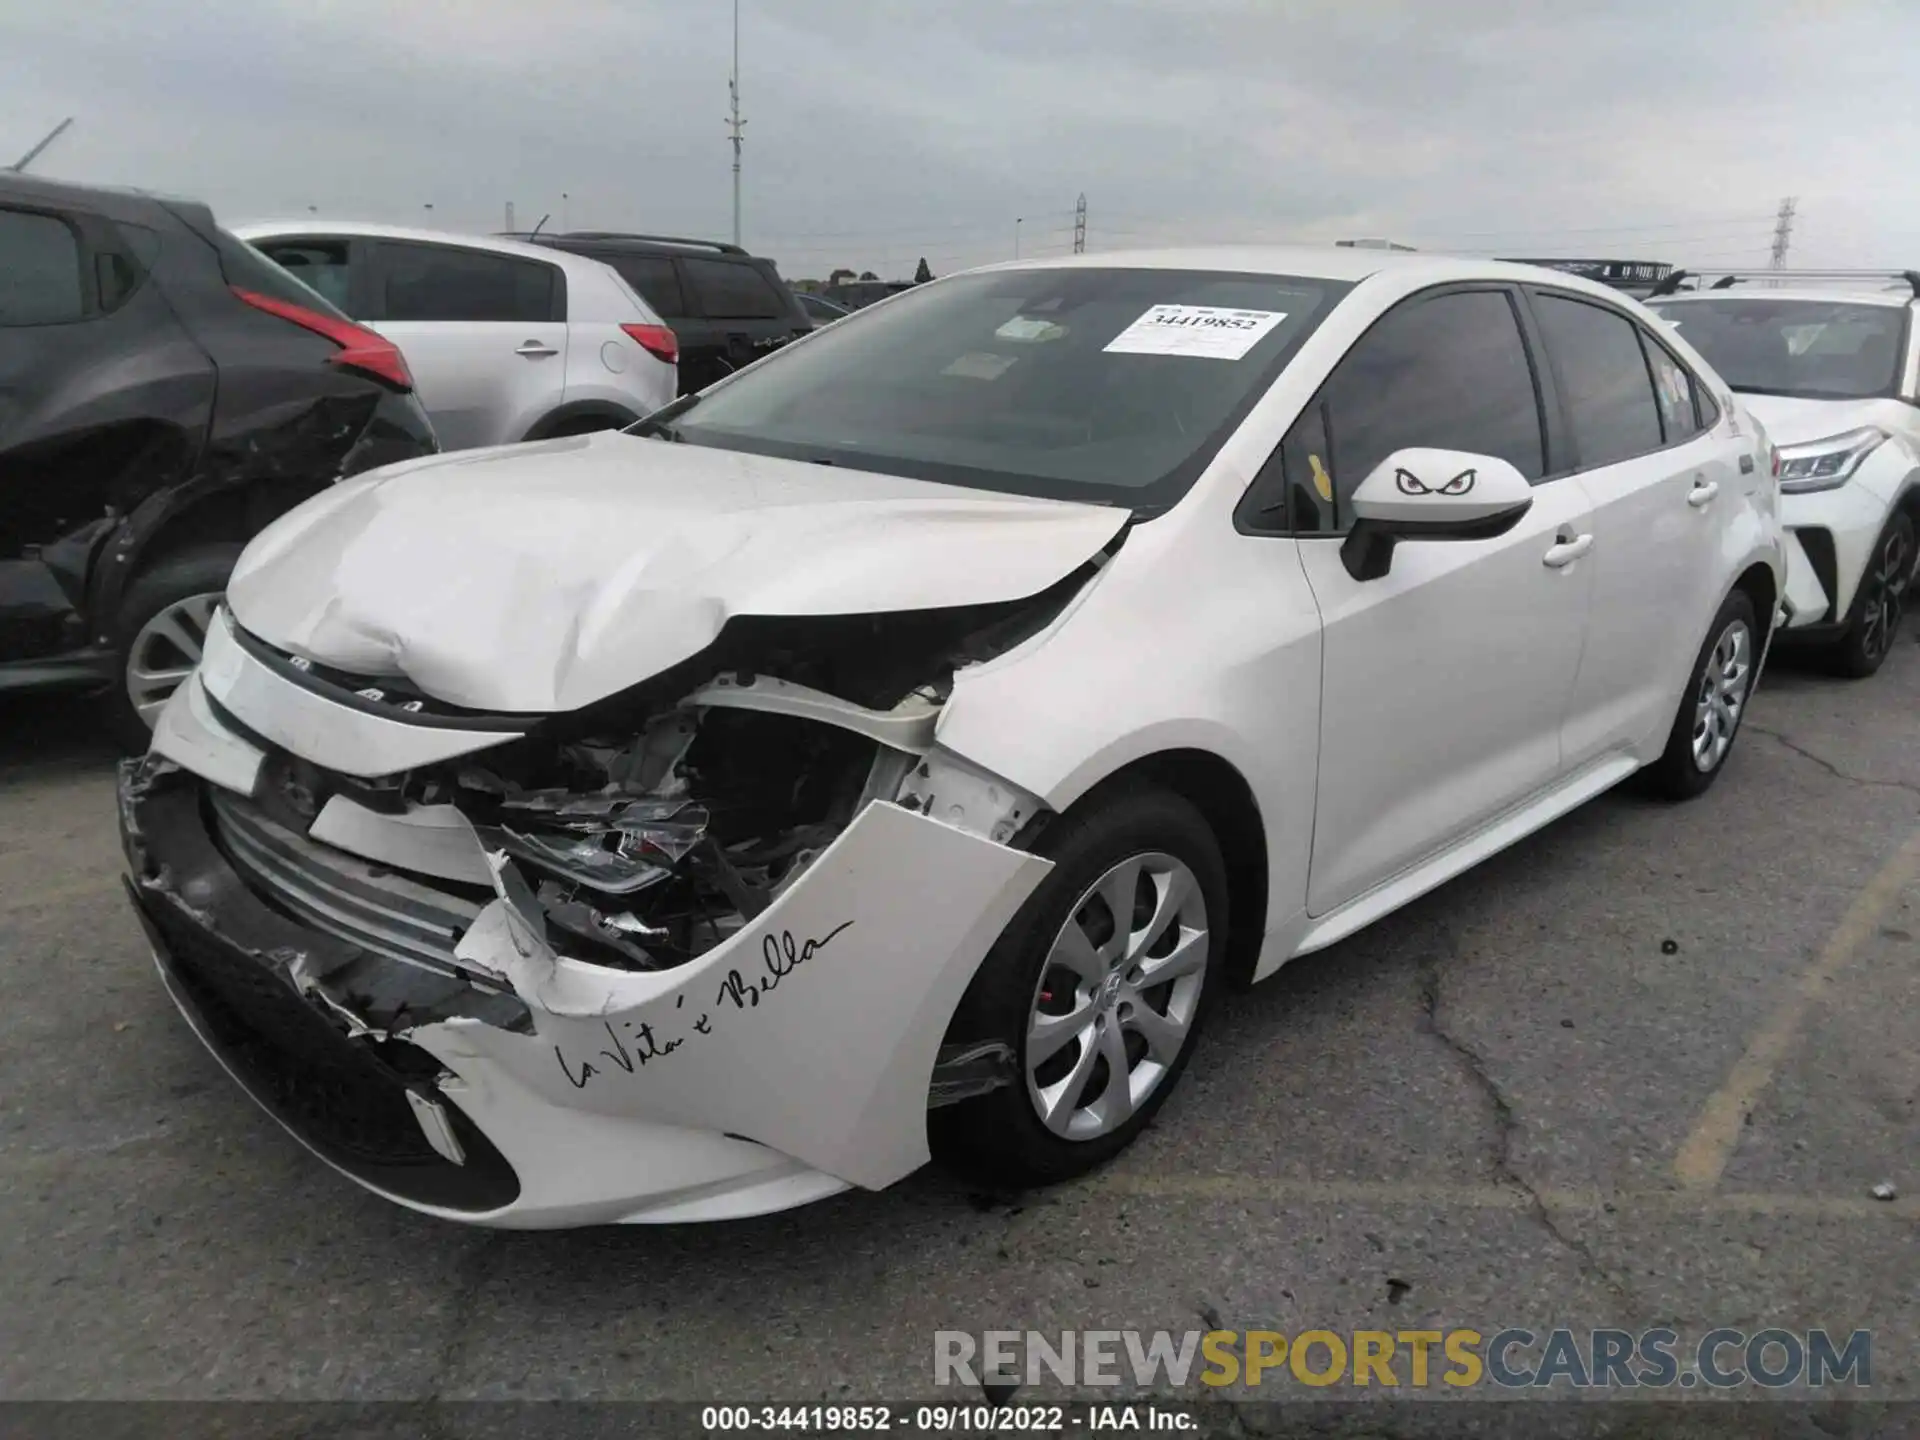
476 794 711 896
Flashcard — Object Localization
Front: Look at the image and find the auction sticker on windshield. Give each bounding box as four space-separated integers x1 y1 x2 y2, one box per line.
1104 304 1287 360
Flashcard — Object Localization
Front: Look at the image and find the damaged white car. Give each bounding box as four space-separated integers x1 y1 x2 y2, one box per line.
120 248 1784 1227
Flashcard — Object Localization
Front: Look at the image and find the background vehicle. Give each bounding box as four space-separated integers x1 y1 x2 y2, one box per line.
517 232 810 394
794 290 851 326
1647 269 1920 676
0 174 436 748
823 278 917 311
125 248 1782 1226
236 222 677 448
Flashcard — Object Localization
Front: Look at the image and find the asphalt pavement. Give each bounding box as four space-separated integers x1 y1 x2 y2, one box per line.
1 636 1915 1417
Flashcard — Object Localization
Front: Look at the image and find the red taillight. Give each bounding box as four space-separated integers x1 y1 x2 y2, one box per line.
1770 445 1782 478
231 286 414 392
621 322 679 365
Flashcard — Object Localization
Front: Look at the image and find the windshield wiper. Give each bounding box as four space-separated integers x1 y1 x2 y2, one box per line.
626 393 701 442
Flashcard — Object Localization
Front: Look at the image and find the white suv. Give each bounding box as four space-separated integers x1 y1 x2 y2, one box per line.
127 249 1783 1226
234 222 677 450
1646 270 1920 675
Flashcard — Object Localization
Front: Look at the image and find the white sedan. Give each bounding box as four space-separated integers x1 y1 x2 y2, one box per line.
120 247 1784 1227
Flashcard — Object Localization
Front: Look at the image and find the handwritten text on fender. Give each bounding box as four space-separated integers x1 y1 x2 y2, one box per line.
554 922 854 1090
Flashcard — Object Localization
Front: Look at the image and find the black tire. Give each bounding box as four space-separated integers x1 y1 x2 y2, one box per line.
1644 587 1759 802
1829 511 1913 679
929 786 1228 1188
528 411 636 441
103 543 244 753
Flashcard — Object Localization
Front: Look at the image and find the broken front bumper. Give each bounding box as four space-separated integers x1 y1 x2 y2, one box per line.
119 762 1049 1228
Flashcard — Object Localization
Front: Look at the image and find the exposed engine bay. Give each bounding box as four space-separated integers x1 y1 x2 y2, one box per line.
233 562 1097 978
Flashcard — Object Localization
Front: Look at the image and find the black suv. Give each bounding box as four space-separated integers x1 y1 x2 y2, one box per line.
1 174 437 748
520 232 811 394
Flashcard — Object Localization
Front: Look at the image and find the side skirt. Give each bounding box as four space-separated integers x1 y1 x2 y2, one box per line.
1258 751 1642 976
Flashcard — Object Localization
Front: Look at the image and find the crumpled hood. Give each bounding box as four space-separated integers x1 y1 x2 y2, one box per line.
225 431 1127 714
1735 393 1898 447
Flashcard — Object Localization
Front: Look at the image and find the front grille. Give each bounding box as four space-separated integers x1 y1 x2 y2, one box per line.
210 788 482 973
140 891 520 1212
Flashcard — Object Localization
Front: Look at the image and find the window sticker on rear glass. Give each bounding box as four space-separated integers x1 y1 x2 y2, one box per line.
1103 304 1287 360
943 351 1019 381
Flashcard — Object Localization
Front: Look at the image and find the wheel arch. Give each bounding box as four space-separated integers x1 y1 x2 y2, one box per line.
1732 559 1779 652
1047 747 1270 990
87 474 328 646
519 400 640 442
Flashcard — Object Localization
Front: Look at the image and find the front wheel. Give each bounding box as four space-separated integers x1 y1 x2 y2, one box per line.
1644 588 1758 801
1831 512 1913 679
103 544 243 753
929 786 1227 1188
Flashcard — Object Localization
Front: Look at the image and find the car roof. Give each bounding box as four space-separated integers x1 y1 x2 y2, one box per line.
231 219 583 267
963 245 1655 304
1648 287 1913 310
531 232 756 256
0 172 205 222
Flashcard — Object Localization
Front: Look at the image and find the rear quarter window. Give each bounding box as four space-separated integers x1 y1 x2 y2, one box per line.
683 257 790 319
603 254 687 318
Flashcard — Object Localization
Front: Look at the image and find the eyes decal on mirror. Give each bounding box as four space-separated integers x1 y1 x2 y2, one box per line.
1394 467 1477 497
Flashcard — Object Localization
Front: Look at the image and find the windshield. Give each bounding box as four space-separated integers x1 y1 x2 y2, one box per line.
667 267 1349 512
1646 298 1908 400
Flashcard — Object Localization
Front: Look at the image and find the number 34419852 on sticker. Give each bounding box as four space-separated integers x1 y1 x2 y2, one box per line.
1103 303 1288 359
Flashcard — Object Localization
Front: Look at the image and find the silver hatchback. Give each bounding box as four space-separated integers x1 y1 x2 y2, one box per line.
236 221 677 449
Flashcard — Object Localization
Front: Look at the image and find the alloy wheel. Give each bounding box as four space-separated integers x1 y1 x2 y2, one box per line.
1024 852 1209 1141
1856 523 1912 668
125 592 222 728
1690 618 1752 773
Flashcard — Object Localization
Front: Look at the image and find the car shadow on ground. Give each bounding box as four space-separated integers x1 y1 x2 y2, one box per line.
0 690 121 779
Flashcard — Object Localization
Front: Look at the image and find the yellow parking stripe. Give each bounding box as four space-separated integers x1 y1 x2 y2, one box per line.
1673 826 1920 1191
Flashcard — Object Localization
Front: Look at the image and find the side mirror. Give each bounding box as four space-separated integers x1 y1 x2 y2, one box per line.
1340 448 1535 581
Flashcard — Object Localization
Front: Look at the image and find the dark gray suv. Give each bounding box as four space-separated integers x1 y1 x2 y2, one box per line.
519 232 812 394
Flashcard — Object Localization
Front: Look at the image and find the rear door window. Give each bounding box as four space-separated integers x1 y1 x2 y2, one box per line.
683 257 788 319
0 208 86 325
1532 293 1666 467
373 242 562 323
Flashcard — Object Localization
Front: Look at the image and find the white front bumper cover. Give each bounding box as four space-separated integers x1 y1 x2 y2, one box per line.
129 636 1055 1227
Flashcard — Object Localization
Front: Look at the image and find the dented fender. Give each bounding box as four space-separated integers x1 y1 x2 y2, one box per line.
409 800 1051 1191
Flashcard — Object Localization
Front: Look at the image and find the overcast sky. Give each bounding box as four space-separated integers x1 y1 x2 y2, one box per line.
7 0 1918 281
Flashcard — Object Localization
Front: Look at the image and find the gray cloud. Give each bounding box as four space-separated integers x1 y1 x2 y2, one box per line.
6 0 1917 279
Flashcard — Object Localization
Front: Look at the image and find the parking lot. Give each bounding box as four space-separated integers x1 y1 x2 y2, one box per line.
2 638 1914 1405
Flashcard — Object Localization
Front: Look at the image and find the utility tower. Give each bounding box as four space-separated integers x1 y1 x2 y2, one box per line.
505 201 515 233
1073 193 1087 254
727 0 746 246
1769 196 1797 270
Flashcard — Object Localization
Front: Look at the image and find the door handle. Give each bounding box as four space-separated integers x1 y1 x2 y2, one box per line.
515 340 559 357
1688 478 1720 508
1542 533 1593 568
